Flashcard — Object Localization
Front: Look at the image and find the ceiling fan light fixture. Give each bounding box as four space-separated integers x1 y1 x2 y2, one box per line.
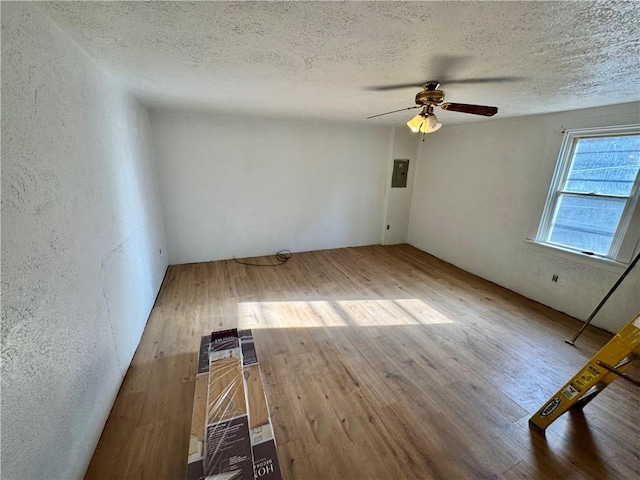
407 111 442 134
406 113 425 133
421 112 442 133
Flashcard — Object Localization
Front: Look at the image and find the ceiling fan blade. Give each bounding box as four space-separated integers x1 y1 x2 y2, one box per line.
444 76 523 85
440 103 498 116
366 106 421 119
430 55 471 80
366 83 425 91
367 76 522 91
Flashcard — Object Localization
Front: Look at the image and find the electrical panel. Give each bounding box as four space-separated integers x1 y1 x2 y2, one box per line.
392 159 409 188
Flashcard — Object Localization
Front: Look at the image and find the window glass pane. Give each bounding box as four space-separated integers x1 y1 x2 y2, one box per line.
548 194 626 255
564 135 640 195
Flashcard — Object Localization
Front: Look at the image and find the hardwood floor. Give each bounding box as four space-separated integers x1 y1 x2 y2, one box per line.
84 244 639 479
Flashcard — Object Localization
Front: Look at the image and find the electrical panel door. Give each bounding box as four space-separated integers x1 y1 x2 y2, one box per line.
392 159 409 188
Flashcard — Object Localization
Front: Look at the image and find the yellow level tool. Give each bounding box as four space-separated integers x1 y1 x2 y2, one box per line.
530 313 640 431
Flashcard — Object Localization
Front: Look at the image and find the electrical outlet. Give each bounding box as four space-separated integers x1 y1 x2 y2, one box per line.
552 274 558 282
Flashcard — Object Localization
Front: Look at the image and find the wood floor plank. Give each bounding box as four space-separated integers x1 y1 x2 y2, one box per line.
85 245 639 479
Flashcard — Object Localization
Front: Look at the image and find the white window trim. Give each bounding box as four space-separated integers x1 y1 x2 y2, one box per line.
523 238 629 274
534 124 640 264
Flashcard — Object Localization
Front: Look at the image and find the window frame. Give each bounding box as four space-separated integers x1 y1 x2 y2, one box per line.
535 124 640 261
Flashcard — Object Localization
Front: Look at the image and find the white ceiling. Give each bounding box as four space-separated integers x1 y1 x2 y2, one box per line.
39 1 639 126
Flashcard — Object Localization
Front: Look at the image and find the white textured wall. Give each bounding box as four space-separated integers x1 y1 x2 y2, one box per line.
408 102 640 333
382 128 419 245
1 3 168 479
149 109 390 264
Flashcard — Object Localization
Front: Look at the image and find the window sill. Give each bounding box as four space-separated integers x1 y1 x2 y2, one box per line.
524 239 627 274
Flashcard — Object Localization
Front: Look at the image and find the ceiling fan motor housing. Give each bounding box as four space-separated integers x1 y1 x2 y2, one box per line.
415 89 445 106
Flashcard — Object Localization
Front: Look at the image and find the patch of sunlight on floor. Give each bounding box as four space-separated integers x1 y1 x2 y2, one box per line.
394 299 455 324
338 299 454 326
239 300 348 329
238 299 454 329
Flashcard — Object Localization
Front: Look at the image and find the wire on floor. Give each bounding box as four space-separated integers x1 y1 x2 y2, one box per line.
232 249 293 267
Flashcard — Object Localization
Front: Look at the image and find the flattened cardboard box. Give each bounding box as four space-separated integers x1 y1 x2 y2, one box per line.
187 329 252 479
240 331 282 480
187 335 210 466
187 329 282 480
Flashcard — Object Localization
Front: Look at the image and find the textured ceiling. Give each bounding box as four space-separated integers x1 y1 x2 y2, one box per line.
38 1 639 126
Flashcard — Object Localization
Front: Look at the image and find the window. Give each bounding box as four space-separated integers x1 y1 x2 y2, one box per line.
536 125 640 261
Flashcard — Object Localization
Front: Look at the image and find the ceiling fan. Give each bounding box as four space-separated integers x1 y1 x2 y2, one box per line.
367 80 498 134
